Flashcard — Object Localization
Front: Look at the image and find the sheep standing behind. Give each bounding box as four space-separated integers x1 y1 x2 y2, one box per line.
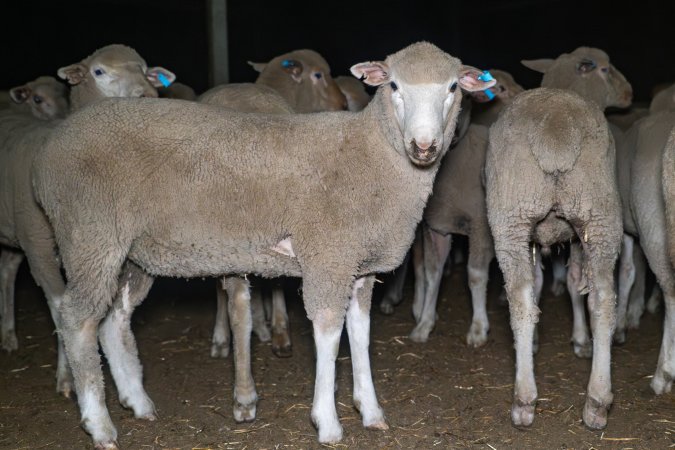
0 44 175 401
32 42 494 447
8 76 69 120
158 81 198 100
335 75 371 111
485 47 632 429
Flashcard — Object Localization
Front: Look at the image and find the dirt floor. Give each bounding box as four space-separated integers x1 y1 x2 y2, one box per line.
1 255 674 450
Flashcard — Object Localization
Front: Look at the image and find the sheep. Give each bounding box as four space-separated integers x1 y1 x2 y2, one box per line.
335 75 371 111
199 82 294 113
615 110 675 396
0 43 175 403
7 76 69 120
470 69 525 126
249 49 347 112
31 42 495 447
158 81 198 100
485 46 632 430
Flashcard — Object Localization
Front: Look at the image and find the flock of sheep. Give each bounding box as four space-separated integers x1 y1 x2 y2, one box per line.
0 40 674 449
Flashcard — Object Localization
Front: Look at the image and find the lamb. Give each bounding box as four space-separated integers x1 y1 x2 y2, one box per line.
335 75 371 111
7 76 69 120
31 42 494 447
485 47 632 429
249 49 347 112
0 42 175 404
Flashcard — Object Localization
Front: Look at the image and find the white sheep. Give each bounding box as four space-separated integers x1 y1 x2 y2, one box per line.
485 47 632 430
0 44 175 402
31 42 494 447
7 76 69 120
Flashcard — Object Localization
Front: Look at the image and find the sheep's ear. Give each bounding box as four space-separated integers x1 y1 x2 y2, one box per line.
57 63 88 85
458 66 496 92
521 58 554 74
247 61 267 73
350 61 390 86
146 67 177 88
280 59 303 83
9 85 31 104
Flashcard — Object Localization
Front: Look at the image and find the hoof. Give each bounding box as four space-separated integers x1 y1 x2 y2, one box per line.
511 401 535 427
651 373 673 395
646 294 661 314
210 342 230 358
466 324 489 348
1 332 18 352
253 325 271 343
379 301 394 315
365 419 389 431
573 341 593 359
626 310 642 330
613 329 627 345
57 377 75 400
271 331 292 358
233 396 257 423
94 440 120 450
271 342 292 358
317 425 343 444
409 321 433 343
498 289 508 306
583 397 609 430
549 282 566 297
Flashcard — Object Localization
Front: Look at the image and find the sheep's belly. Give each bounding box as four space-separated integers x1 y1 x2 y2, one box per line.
127 235 303 279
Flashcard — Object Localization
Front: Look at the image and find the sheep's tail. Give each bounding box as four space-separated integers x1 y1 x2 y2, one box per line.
527 108 582 175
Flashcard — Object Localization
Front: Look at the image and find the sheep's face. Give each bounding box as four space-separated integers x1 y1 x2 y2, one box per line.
9 76 69 120
351 44 495 167
524 47 633 110
58 45 176 100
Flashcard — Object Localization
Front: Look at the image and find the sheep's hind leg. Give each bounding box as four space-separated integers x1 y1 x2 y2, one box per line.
466 234 492 347
568 243 592 358
614 234 635 344
222 276 258 422
271 282 292 357
652 287 675 394
0 248 23 351
380 251 410 315
627 242 647 328
211 280 230 358
99 262 156 420
347 276 387 431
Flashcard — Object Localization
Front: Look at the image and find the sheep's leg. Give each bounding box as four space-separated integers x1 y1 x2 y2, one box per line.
549 251 568 297
380 251 410 315
566 243 591 358
627 243 647 328
532 246 544 355
652 288 675 394
211 280 230 358
0 248 23 351
410 226 451 343
581 239 618 430
270 282 292 357
346 276 387 431
647 284 663 314
614 234 635 344
465 233 493 347
250 286 271 342
411 229 425 322
493 225 539 427
99 262 156 420
222 276 257 422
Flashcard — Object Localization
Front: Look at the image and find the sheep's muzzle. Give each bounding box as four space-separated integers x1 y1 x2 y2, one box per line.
408 139 439 166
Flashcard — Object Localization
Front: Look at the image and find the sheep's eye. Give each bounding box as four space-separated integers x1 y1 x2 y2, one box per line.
314 72 323 79
576 59 596 74
449 82 458 93
390 81 398 91
498 85 506 93
93 68 105 77
33 95 43 104
601 67 609 74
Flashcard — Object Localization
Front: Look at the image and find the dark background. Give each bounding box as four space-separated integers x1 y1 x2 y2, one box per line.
2 0 673 103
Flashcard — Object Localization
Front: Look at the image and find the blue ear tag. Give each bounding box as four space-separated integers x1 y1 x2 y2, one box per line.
484 89 495 100
157 73 172 88
478 70 494 82
282 59 293 68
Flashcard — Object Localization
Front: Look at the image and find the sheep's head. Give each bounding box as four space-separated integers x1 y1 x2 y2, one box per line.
57 44 176 102
9 76 69 120
351 42 495 167
522 47 632 110
250 49 348 112
468 69 525 103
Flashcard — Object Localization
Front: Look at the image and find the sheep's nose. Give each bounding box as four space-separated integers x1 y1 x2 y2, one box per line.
414 139 433 151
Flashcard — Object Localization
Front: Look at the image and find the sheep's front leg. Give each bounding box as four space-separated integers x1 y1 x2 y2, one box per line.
627 243 647 328
222 277 257 422
549 252 568 297
380 251 410 315
466 233 493 347
310 309 345 443
652 287 675 394
614 234 635 344
99 262 156 421
0 248 23 351
271 283 292 357
211 280 230 358
346 276 388 431
410 226 451 343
